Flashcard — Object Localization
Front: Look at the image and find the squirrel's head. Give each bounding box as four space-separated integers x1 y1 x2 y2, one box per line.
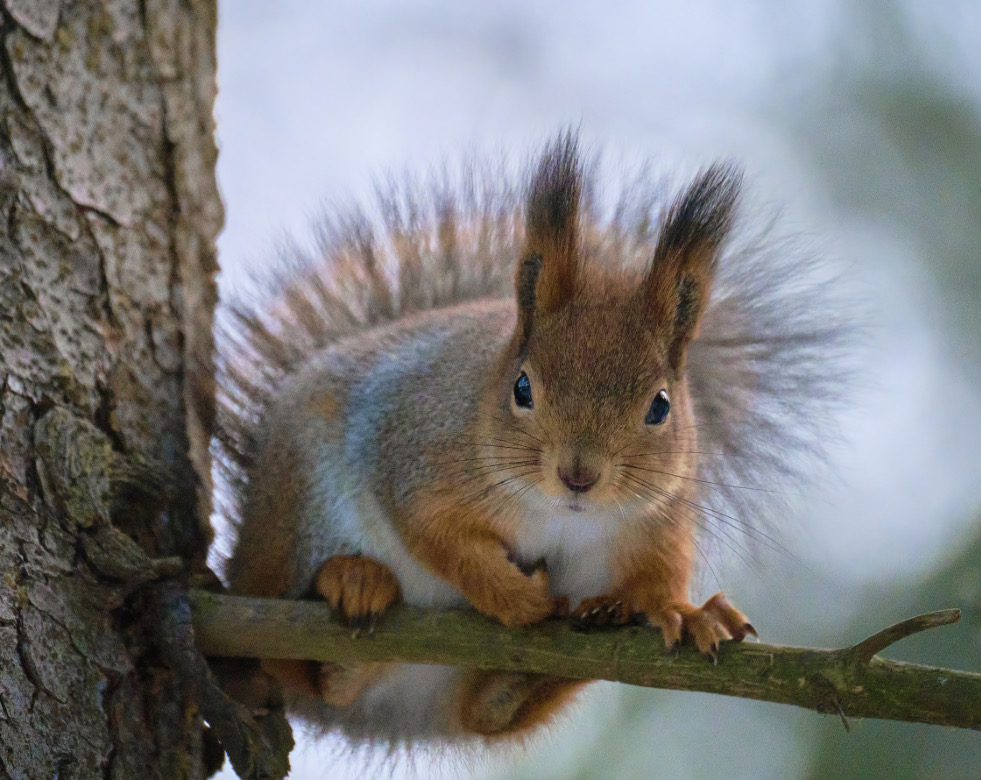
488 133 741 516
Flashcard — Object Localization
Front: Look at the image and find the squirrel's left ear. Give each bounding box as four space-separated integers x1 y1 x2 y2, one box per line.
644 163 741 371
515 131 584 347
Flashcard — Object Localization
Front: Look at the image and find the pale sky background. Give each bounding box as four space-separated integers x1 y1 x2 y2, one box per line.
211 2 981 778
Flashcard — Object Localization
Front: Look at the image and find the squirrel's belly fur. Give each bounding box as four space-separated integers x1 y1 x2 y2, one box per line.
290 663 463 743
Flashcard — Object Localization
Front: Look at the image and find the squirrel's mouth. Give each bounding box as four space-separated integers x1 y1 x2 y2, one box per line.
566 500 588 513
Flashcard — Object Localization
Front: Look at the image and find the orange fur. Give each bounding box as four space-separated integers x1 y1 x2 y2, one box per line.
457 671 587 737
260 659 321 700
313 557 401 706
521 131 584 316
573 495 756 657
644 163 739 370
227 431 303 598
315 555 402 625
229 389 342 598
258 556 401 705
231 392 351 702
397 491 556 627
318 662 393 708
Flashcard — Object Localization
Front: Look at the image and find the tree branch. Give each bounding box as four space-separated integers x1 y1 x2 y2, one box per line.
190 591 980 731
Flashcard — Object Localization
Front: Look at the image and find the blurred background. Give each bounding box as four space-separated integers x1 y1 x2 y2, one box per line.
211 1 981 777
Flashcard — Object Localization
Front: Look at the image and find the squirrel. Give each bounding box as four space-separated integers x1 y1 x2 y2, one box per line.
217 131 847 745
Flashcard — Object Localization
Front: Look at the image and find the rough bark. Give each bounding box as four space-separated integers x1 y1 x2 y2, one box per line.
0 1 221 777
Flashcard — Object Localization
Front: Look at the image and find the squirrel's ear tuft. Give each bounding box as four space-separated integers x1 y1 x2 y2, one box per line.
644 163 742 370
516 131 583 343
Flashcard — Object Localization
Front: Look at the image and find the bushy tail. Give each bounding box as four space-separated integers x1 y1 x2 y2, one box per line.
215 162 524 500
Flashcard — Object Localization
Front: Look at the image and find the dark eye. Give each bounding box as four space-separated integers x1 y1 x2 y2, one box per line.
645 390 670 426
513 372 534 409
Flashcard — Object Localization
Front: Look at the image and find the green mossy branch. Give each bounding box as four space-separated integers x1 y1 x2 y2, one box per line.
189 591 980 731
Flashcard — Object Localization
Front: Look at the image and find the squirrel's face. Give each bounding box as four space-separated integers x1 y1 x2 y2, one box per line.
495 298 698 515
489 134 739 518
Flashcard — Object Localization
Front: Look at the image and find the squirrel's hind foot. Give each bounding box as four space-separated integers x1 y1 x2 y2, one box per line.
457 671 586 737
318 661 392 707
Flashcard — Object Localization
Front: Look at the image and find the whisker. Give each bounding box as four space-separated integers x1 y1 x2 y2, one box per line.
443 438 542 454
490 415 549 448
617 472 757 575
617 472 772 562
487 469 541 491
618 464 783 496
618 459 823 505
619 450 727 458
436 454 541 466
442 461 541 488
621 471 793 559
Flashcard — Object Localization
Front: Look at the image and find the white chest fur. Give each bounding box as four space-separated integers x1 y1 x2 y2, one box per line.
512 499 616 606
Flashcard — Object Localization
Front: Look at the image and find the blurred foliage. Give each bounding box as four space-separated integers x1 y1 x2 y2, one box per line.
767 0 981 775
785 0 981 370
807 515 981 779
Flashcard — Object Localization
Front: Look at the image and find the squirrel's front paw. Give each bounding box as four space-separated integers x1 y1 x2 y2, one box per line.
499 566 556 627
653 593 756 662
472 563 555 628
315 555 401 633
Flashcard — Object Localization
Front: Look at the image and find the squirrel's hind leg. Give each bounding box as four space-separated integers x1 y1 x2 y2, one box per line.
456 670 587 737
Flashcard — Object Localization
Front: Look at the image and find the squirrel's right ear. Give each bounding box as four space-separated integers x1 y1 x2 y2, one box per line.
644 163 742 371
515 132 584 345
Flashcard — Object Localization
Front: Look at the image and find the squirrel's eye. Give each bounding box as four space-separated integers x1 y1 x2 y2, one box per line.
513 372 534 409
645 390 670 426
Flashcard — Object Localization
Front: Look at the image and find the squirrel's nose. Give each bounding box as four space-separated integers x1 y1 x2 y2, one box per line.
559 467 599 494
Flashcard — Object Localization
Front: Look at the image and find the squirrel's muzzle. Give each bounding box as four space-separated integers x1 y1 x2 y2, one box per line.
558 464 600 494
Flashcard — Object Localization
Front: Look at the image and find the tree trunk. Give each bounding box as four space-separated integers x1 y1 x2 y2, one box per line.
0 1 221 777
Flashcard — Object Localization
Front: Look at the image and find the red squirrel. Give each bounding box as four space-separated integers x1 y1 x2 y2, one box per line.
219 132 843 743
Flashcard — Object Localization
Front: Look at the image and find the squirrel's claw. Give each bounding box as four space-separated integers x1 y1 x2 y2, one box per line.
653 592 755 661
570 595 633 632
730 621 757 643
